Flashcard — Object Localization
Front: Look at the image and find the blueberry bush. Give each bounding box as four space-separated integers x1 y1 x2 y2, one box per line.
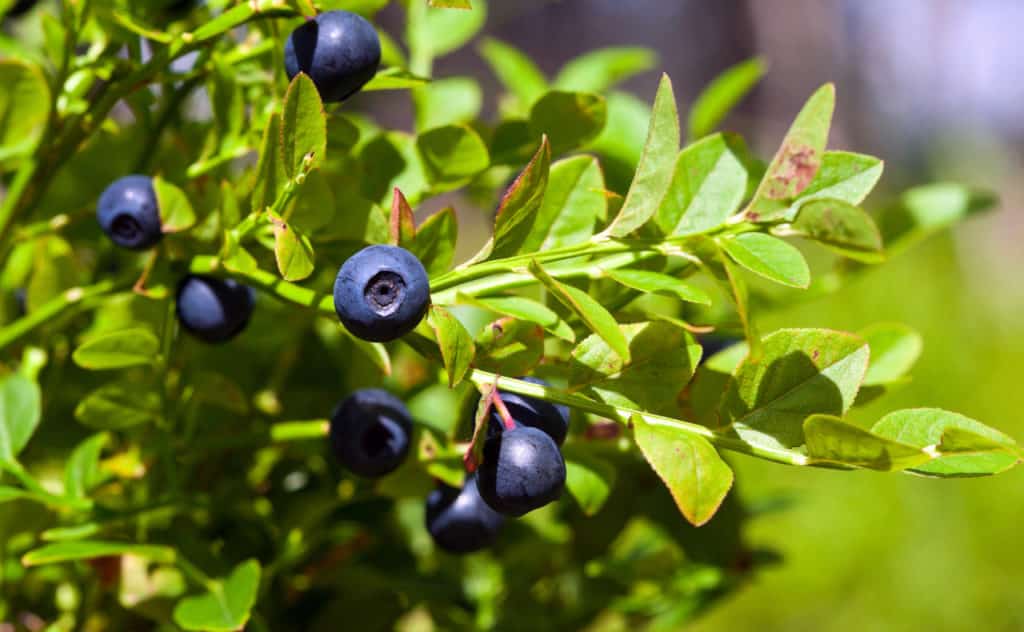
0 1 1019 630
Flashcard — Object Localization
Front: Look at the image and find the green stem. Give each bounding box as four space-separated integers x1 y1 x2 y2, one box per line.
468 370 810 467
188 256 334 315
0 278 130 353
270 420 330 442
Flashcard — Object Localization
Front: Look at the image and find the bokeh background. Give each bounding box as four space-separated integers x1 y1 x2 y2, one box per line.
386 1 1024 629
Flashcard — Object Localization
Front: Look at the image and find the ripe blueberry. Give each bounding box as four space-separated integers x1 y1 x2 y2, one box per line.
333 245 430 343
476 425 566 517
175 275 255 344
284 10 381 103
329 389 412 478
425 476 505 554
96 175 163 250
6 0 36 17
489 377 570 446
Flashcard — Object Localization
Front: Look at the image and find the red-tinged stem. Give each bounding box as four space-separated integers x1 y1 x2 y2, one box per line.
492 391 517 431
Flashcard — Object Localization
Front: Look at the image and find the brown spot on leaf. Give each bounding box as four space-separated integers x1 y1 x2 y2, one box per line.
765 145 819 199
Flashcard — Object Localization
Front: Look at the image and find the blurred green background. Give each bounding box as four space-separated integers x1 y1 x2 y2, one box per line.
410 1 1024 628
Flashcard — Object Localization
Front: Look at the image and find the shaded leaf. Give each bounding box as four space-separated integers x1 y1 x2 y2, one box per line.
417 124 490 184
72 328 160 370
281 73 327 177
64 433 108 499
878 183 998 257
570 321 700 413
75 382 161 430
529 91 607 155
554 46 657 93
474 317 543 376
790 199 883 262
720 328 870 451
858 323 922 386
804 414 929 470
427 305 475 387
410 207 457 276
478 37 547 108
251 112 286 212
0 59 50 162
0 372 40 463
562 447 617 516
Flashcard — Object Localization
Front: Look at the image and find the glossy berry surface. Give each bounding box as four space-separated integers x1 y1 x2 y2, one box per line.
284 10 381 103
175 275 255 344
96 175 163 250
489 377 570 445
477 425 566 517
329 389 412 478
333 245 430 343
426 476 505 554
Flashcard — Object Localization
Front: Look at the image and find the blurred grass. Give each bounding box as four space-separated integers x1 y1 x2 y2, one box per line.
691 216 1024 631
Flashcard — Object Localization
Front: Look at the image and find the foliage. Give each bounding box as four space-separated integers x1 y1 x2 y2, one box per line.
0 1 1016 630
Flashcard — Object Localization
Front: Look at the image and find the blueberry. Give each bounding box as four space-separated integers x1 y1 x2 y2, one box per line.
333 245 430 343
488 377 570 446
284 10 381 103
476 425 566 517
329 389 412 478
96 175 163 250
425 476 505 554
697 334 739 365
175 275 255 344
6 0 36 17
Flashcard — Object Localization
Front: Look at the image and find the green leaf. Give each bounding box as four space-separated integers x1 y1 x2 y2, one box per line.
529 91 607 155
877 183 997 257
804 415 929 470
173 560 261 632
604 269 711 305
745 83 835 220
414 77 482 130
0 59 50 163
687 57 766 140
720 233 811 288
606 74 679 237
794 151 884 209
427 305 475 387
64 433 108 499
23 540 176 566
485 137 551 260
520 155 604 253
362 67 431 91
790 199 883 262
410 0 487 60
0 372 40 463
554 46 657 93
459 294 574 342
655 133 749 236
75 382 161 430
570 321 700 414
410 207 457 276
358 131 430 207
429 0 472 9
858 323 923 386
872 408 1019 477
562 448 617 516
0 486 52 506
416 124 490 184
478 37 547 108
632 415 733 526
272 219 315 282
72 327 160 370
251 112 286 212
529 260 630 363
388 187 417 247
720 328 870 451
474 317 543 376
281 73 327 177
289 170 336 234
151 177 195 233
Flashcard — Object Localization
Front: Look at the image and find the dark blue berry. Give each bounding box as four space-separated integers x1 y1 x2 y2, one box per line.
488 377 570 445
329 389 412 478
96 175 163 250
476 425 566 517
698 334 739 365
6 0 36 17
284 10 381 103
333 245 430 343
175 275 255 344
426 476 505 554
